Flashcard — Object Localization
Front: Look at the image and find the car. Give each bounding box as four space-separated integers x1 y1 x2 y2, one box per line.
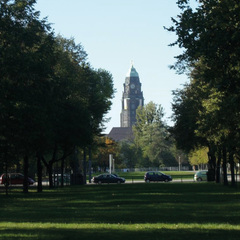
0 173 35 186
54 174 70 184
92 173 125 184
144 171 172 183
194 170 208 181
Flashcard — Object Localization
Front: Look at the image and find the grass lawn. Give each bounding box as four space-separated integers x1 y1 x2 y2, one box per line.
1 183 240 239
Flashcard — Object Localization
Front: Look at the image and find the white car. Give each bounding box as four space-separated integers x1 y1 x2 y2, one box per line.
194 170 208 181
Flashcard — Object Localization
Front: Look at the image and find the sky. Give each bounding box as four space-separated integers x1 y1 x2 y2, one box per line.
35 0 195 134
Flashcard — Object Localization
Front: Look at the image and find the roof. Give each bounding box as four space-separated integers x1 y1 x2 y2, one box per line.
107 127 134 142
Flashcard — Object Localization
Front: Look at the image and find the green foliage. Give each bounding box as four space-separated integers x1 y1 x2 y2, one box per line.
171 75 208 152
169 0 240 185
117 141 138 169
0 0 115 189
189 147 208 167
133 102 177 167
92 137 119 171
0 0 57 180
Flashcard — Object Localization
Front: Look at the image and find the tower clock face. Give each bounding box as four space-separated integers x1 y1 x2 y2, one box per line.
130 83 135 89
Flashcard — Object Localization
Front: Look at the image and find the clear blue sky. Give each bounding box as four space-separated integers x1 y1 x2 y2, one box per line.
35 0 196 133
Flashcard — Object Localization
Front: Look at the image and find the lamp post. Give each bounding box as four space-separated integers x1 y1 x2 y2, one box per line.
113 158 115 173
109 154 113 174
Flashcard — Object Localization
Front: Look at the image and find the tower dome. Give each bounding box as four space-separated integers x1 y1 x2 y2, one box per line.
126 63 139 77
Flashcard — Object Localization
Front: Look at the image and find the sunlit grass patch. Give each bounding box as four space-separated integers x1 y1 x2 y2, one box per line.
1 222 240 240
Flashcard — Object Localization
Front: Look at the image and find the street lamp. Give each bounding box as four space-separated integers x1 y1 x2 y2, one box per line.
109 154 113 174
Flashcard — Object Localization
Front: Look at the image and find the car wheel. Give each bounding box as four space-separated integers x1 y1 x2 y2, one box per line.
145 179 150 183
197 177 202 182
117 180 121 184
98 181 102 184
164 179 169 182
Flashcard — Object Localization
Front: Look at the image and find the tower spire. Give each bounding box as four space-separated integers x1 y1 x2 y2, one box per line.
121 63 144 128
126 61 139 78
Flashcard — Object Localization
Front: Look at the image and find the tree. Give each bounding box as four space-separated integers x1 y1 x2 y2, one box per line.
117 141 138 169
168 0 240 185
0 1 115 192
171 76 207 152
133 102 177 167
39 37 114 187
189 147 208 169
0 0 57 193
94 137 118 172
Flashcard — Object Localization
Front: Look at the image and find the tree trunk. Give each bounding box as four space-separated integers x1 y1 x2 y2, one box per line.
23 155 29 193
88 146 92 183
216 148 221 183
61 158 64 188
41 156 52 188
229 151 235 186
48 161 53 188
5 152 8 196
37 154 43 193
222 146 228 186
207 146 216 181
83 148 87 184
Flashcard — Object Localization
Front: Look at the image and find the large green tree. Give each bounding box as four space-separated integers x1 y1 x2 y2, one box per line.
0 0 57 192
37 37 114 188
39 36 90 188
168 0 240 185
133 102 177 167
0 0 115 191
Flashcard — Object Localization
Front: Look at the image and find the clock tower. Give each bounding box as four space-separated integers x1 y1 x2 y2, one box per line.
120 63 144 127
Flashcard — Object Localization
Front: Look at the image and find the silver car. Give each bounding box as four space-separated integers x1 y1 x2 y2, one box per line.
194 170 208 181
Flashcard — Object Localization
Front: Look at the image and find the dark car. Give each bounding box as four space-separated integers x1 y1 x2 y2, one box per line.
144 171 172 183
0 173 35 186
92 173 125 184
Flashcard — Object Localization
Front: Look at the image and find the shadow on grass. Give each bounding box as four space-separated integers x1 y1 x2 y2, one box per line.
1 183 240 225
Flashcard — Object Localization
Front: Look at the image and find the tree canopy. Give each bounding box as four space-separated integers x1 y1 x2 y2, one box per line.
168 0 240 184
133 102 177 167
0 0 114 191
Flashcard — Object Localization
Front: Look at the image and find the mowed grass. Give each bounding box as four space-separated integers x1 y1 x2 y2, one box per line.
1 183 240 239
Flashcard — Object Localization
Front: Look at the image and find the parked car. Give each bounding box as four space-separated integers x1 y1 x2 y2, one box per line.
92 173 125 184
194 170 208 181
54 174 70 184
144 171 172 182
0 173 35 186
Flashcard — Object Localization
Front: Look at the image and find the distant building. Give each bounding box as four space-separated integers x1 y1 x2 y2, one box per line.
120 63 144 127
107 127 133 142
108 63 144 141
